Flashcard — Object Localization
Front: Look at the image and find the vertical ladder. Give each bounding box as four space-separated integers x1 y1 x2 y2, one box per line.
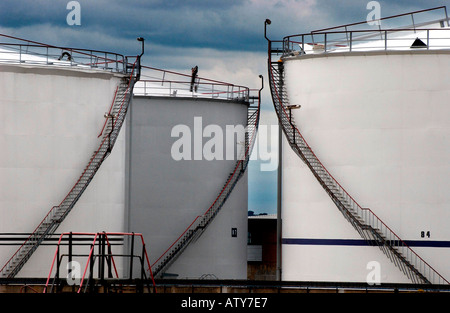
151 81 262 278
0 59 140 279
267 40 449 285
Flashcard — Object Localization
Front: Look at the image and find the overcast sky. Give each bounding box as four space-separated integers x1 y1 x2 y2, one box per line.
0 0 447 214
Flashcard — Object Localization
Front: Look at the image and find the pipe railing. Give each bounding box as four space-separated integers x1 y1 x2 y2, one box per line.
43 232 156 293
135 65 251 101
283 28 450 56
0 33 126 73
282 6 450 57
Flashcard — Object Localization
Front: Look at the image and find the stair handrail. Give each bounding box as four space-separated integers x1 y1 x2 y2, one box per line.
267 38 449 284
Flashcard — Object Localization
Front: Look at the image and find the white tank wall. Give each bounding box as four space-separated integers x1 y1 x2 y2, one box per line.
0 64 126 277
281 51 450 283
126 96 249 279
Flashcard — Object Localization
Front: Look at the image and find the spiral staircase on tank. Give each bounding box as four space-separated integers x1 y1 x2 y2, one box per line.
0 57 141 279
265 28 449 285
150 77 263 278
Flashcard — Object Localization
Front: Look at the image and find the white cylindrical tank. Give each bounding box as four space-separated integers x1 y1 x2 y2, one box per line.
280 24 450 283
126 93 249 279
0 62 127 277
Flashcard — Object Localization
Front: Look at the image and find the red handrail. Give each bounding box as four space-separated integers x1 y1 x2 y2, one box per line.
44 232 156 293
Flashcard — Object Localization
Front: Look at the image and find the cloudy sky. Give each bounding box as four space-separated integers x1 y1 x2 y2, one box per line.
0 0 446 214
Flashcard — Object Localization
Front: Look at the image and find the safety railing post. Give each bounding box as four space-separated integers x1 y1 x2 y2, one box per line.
68 232 73 265
88 243 95 293
445 6 450 27
349 32 353 52
107 238 113 279
56 243 60 282
129 232 135 279
384 30 388 50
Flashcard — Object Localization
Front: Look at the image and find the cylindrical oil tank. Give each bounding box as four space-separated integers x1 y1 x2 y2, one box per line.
126 89 250 279
0 61 127 277
280 25 450 283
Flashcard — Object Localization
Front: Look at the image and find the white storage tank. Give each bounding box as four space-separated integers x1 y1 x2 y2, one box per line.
127 68 259 279
269 8 450 284
0 36 130 278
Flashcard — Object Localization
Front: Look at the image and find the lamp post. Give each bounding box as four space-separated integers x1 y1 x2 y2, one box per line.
137 37 145 57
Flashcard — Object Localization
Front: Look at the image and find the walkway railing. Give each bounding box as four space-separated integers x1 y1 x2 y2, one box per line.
282 6 450 56
43 232 156 293
134 65 250 101
0 33 126 73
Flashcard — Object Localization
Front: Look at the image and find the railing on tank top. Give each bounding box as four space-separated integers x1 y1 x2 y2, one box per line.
0 33 126 73
134 65 251 102
282 6 450 56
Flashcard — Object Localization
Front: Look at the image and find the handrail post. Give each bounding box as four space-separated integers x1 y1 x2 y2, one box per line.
107 237 113 279
445 6 450 27
69 232 73 265
349 32 352 52
56 244 60 282
384 30 388 50
302 35 305 54
141 244 146 284
88 243 94 293
129 232 135 279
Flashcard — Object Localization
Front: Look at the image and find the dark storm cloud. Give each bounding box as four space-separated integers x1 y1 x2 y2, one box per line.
0 0 445 54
